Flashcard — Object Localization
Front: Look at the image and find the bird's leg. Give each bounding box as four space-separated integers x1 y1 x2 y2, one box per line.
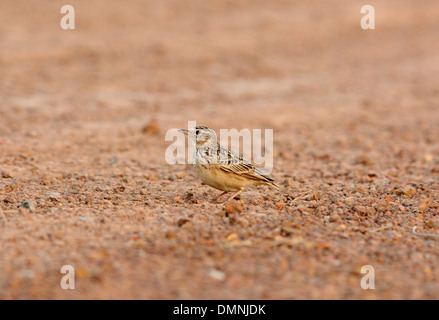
226 189 244 202
212 191 228 203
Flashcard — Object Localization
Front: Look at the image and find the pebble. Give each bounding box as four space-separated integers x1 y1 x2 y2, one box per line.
20 200 36 212
177 218 190 227
48 193 61 202
329 212 341 222
141 119 160 135
207 268 226 281
226 200 245 215
175 172 186 179
1 170 12 178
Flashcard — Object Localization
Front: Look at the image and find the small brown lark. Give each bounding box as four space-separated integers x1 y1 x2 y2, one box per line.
179 126 292 203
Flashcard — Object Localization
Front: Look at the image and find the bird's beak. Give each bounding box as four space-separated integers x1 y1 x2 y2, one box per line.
178 129 189 135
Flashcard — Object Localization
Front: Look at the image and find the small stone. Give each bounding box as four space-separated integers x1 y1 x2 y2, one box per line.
76 268 91 279
3 196 15 204
226 200 245 215
48 193 61 202
141 119 160 135
183 192 194 202
20 200 36 212
277 201 284 210
177 218 190 227
423 154 434 163
281 227 295 237
165 231 176 239
403 187 416 197
207 268 226 281
226 233 238 241
175 172 186 179
356 153 371 166
1 170 12 178
237 218 250 228
329 212 341 222
357 227 367 234
115 186 126 193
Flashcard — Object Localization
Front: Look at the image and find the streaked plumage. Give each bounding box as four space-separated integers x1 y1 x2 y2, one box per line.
179 126 287 202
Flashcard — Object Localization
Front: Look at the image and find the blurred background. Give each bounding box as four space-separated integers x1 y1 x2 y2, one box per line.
1 0 438 168
0 0 439 299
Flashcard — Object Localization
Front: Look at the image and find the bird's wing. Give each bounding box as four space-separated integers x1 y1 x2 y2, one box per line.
214 145 274 183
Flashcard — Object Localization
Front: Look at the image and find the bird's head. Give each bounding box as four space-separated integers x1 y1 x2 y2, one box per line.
179 126 217 148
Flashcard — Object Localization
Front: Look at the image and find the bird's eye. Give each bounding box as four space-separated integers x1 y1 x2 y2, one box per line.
196 130 200 135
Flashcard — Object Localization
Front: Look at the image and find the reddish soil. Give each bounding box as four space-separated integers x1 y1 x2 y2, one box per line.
1 0 439 299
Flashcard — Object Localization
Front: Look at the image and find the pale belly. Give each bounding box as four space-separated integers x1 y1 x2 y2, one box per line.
194 164 258 192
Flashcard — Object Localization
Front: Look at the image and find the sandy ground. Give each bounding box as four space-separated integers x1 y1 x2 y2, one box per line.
1 0 439 299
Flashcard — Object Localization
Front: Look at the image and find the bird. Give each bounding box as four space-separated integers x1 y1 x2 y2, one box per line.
178 126 291 203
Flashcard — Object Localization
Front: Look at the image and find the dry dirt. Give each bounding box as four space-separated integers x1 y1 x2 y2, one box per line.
1 0 439 299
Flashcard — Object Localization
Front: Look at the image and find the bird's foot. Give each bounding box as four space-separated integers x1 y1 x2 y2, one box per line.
212 191 228 204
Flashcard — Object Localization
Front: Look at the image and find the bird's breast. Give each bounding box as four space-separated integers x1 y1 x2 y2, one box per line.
193 163 256 192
